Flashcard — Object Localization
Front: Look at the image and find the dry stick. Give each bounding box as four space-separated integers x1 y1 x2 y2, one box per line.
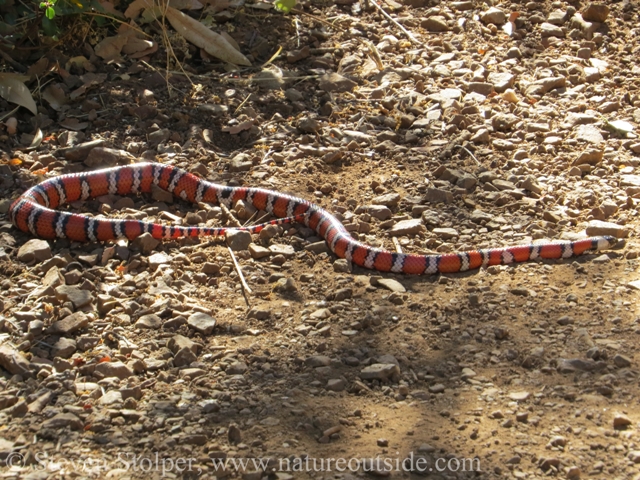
454 145 481 166
83 12 152 37
392 236 403 253
227 245 253 297
219 203 252 305
290 8 337 29
368 0 421 44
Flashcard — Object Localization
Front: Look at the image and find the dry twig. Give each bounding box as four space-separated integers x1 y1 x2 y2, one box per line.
367 0 420 44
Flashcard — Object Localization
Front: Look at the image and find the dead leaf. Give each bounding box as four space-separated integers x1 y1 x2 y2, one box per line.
0 73 37 115
202 0 229 13
123 37 155 54
220 31 241 52
95 35 129 61
129 41 159 59
66 55 92 72
165 6 251 66
222 120 253 134
98 0 125 17
26 58 50 78
27 128 43 150
502 11 519 36
124 0 156 19
42 84 69 111
5 117 17 135
125 0 201 19
70 85 88 100
60 118 89 131
80 73 108 86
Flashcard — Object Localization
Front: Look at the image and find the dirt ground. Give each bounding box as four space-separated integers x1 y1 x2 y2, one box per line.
1 0 640 479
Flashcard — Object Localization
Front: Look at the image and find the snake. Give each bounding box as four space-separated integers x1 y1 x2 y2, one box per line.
9 162 616 274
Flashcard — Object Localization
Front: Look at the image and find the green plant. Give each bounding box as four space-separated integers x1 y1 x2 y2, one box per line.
274 0 296 14
39 0 57 19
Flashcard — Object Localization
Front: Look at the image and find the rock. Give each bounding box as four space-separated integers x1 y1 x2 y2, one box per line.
574 148 603 165
374 278 406 293
95 361 134 380
99 390 123 406
247 306 271 320
613 354 631 368
48 312 90 334
540 22 565 37
373 193 401 208
326 379 346 392
468 82 493 96
319 73 357 92
582 3 609 22
575 124 603 144
429 383 445 393
227 361 248 375
461 368 476 380
360 363 401 381
547 10 566 25
613 413 632 429
84 147 133 168
51 338 76 359
509 391 531 402
229 153 253 172
269 244 295 258
249 244 271 259
148 252 170 270
621 174 640 187
425 188 454 204
558 358 596 373
491 113 519 131
585 220 629 238
333 259 352 273
432 228 458 240
274 277 297 292
55 285 93 309
42 412 83 430
173 347 197 367
0 345 31 376
148 128 170 147
368 205 393 220
524 77 566 96
17 239 51 263
421 16 448 32
481 6 506 25
297 116 320 133
628 451 640 464
487 72 515 93
151 184 174 203
389 219 424 236
226 230 252 251
62 139 105 161
305 355 331 367
539 457 560 472
493 179 517 191
228 424 242 444
187 312 216 335
135 314 162 329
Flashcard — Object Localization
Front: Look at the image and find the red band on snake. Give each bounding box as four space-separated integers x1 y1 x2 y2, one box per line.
9 162 616 275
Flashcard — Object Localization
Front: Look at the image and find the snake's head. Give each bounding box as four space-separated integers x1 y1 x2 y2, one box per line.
599 235 618 250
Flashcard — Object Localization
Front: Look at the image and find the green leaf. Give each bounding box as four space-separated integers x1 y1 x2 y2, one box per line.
274 0 295 13
41 15 58 36
45 6 56 19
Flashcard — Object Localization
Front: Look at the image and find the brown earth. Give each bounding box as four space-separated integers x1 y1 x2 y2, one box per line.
0 0 640 479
